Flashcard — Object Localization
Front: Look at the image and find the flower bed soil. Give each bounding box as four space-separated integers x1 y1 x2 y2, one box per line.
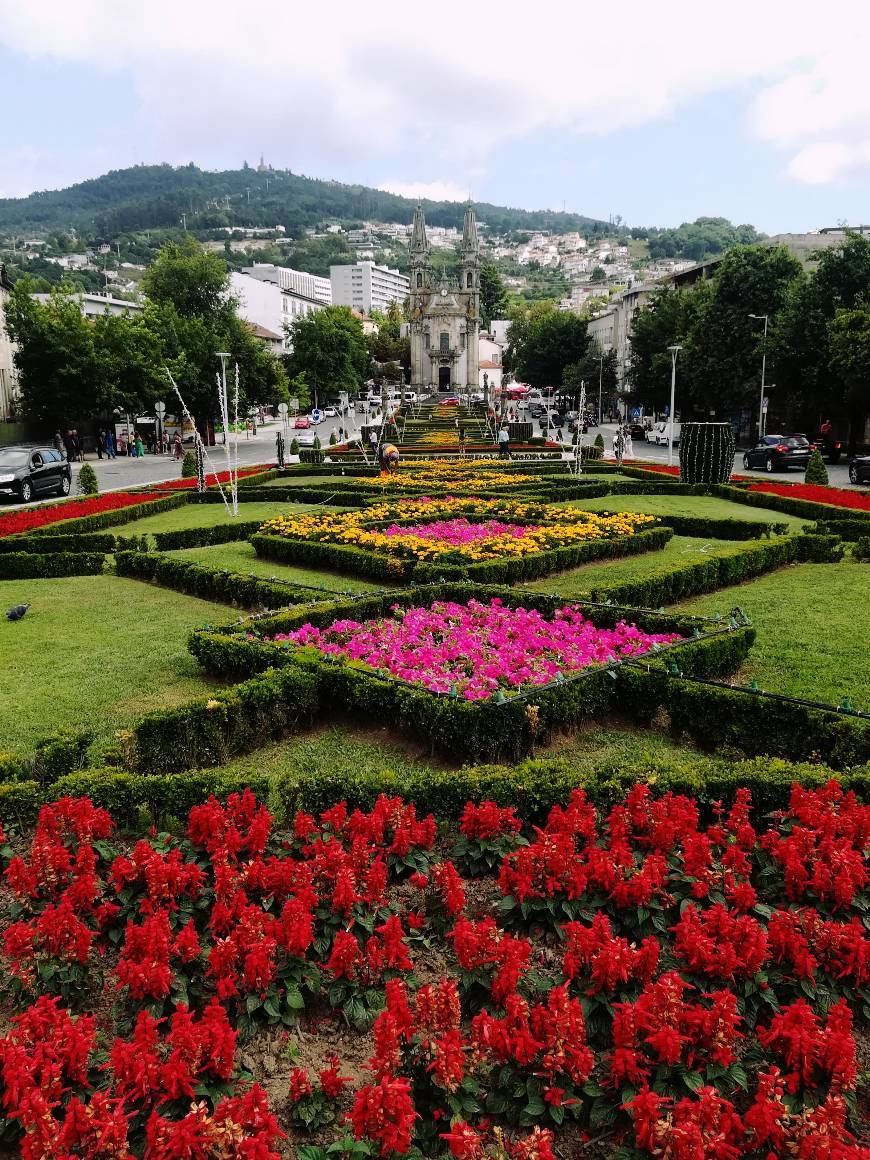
0 782 867 1159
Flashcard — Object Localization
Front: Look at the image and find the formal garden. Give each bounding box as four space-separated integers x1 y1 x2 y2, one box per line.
0 419 868 1159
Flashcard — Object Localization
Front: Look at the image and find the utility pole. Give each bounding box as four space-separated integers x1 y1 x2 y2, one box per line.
667 345 682 468
748 313 769 441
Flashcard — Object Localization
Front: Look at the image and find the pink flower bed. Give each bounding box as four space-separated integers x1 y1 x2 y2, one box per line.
383 518 537 545
266 598 681 700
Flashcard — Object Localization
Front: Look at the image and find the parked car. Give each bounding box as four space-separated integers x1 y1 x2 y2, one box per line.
742 434 811 472
294 416 311 429
295 431 319 447
403 391 418 403
540 409 564 428
626 422 647 441
322 406 338 418
0 445 72 503
848 453 870 485
644 424 660 444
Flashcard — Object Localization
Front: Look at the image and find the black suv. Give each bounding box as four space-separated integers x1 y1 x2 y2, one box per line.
742 435 812 472
0 445 72 503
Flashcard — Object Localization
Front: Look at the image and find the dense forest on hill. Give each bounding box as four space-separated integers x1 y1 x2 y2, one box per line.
0 163 611 239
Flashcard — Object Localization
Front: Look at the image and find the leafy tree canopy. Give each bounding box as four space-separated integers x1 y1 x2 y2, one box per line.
286 306 371 400
506 301 590 391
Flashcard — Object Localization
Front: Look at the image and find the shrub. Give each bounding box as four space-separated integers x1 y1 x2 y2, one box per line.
290 438 300 455
181 450 197 479
853 535 870 561
0 532 119 555
77 463 99 495
329 431 337 446
593 432 605 451
0 551 105 579
805 449 829 485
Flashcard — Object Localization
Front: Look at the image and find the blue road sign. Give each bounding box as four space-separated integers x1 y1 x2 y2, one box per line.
631 407 641 419
311 408 322 423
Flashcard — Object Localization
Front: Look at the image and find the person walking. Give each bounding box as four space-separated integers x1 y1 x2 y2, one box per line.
135 432 145 458
458 425 466 457
498 424 510 460
105 429 115 458
623 423 634 460
53 431 64 456
613 427 625 469
173 433 183 460
96 431 105 460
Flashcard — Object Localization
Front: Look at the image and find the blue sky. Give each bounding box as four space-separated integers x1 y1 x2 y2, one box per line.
1 1 869 234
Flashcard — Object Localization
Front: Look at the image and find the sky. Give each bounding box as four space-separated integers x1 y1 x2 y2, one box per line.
1 0 870 233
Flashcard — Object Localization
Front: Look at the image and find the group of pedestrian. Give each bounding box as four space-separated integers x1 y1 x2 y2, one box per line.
55 430 85 462
612 423 634 467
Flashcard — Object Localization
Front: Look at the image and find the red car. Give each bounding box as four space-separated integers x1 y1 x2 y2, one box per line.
441 397 459 405
294 416 311 429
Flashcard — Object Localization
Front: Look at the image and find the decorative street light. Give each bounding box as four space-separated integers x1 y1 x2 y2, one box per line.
667 344 682 467
748 314 769 442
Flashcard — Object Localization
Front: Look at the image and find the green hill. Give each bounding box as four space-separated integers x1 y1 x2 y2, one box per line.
0 162 609 239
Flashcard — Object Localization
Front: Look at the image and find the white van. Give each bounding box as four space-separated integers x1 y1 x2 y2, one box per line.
654 421 681 446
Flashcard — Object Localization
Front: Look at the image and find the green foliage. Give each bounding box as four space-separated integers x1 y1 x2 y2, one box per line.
644 217 760 261
804 449 829 485
181 450 197 479
287 307 370 397
853 535 870 561
506 302 589 391
290 438 300 455
328 431 337 446
77 463 99 495
0 551 105 579
627 285 709 410
594 432 605 450
479 262 510 328
114 549 330 609
0 532 119 554
827 295 870 430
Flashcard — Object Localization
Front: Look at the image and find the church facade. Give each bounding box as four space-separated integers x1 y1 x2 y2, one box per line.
408 204 480 394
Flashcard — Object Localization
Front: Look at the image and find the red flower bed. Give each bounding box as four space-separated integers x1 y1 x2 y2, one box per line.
150 465 272 491
0 492 164 540
749 482 870 511
0 783 867 1159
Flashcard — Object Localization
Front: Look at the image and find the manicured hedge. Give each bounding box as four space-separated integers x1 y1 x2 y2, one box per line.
813 517 870 540
0 551 106 579
646 514 789 539
129 664 320 774
576 534 841 608
151 519 275 551
0 531 121 554
1 752 865 829
615 666 870 770
251 526 673 585
114 550 337 608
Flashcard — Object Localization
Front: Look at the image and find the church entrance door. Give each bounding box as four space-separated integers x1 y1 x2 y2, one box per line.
438 367 451 393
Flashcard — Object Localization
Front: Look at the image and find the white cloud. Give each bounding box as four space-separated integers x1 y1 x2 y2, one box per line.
378 180 469 203
1 0 869 190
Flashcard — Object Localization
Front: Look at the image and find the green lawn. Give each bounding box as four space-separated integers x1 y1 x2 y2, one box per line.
166 541 387 593
523 535 749 597
0 576 224 754
209 720 696 787
119 501 335 538
562 493 807 529
672 562 869 709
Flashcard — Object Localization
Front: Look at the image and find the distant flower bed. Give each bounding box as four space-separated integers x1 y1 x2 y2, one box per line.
383 518 536 546
359 458 537 490
259 498 655 564
266 597 681 699
151 466 270 491
0 492 164 539
748 482 870 511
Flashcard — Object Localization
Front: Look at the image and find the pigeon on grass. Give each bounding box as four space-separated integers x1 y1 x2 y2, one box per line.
6 604 30 621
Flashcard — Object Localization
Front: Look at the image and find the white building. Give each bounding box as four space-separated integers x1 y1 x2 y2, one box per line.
478 334 503 391
489 319 512 348
230 271 322 351
32 291 143 319
242 263 332 304
0 265 18 420
330 261 410 314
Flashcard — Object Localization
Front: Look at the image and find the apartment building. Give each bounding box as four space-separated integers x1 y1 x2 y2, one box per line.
330 261 409 314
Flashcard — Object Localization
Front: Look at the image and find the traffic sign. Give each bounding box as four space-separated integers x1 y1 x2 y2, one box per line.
762 397 769 413
631 407 641 419
155 402 166 418
311 408 322 423
277 402 289 416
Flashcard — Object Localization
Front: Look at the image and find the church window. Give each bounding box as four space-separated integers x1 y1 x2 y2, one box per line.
466 272 473 288
439 332 449 353
460 331 466 350
416 272 422 288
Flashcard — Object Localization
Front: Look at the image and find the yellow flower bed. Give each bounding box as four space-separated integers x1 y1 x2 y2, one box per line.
359 457 536 490
259 498 655 563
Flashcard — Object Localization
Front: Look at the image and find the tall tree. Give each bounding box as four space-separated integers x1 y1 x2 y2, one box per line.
827 298 870 449
479 262 510 329
506 301 589 391
681 245 802 415
367 302 410 382
627 284 710 412
287 307 370 401
5 284 103 428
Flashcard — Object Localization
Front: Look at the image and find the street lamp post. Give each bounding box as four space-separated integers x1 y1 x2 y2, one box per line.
748 313 769 442
598 352 604 427
667 344 682 467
